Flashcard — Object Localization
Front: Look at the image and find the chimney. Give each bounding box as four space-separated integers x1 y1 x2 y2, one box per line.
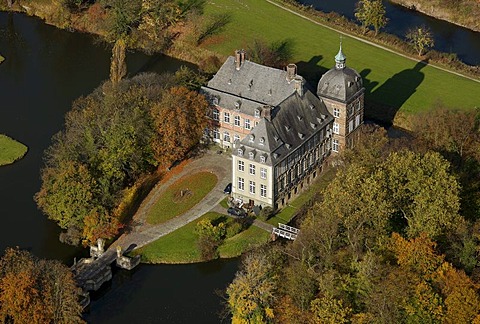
235 49 247 70
294 76 304 96
261 105 272 121
235 50 241 70
240 49 246 64
286 63 297 82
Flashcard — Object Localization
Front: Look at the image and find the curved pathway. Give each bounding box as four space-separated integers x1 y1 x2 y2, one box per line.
109 149 232 253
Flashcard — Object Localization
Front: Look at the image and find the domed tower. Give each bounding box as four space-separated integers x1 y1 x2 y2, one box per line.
317 44 364 153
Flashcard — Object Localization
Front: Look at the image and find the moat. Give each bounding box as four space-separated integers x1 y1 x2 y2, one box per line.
0 12 237 323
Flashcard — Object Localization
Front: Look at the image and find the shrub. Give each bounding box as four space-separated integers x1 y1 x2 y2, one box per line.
226 222 243 238
258 206 274 221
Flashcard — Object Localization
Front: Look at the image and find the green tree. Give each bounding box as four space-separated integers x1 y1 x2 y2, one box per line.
320 164 392 256
406 26 435 56
355 0 387 36
104 0 142 40
35 161 99 230
383 151 462 238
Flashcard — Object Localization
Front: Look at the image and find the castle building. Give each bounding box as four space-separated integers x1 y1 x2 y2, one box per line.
202 45 364 210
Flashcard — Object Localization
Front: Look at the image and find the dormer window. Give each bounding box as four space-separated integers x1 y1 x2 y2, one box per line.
273 153 278 159
254 109 260 118
285 143 291 149
238 149 243 156
234 101 241 110
228 79 232 85
259 137 265 145
212 97 219 105
347 81 352 87
249 152 255 159
285 125 291 131
309 104 315 110
260 155 266 163
249 134 255 142
298 132 305 139
274 135 279 141
310 122 317 129
297 115 303 121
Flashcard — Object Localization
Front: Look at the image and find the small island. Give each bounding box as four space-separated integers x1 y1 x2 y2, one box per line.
0 134 27 166
0 54 4 64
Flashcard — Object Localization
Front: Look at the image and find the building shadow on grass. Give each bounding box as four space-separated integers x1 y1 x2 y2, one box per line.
366 61 426 126
295 55 326 87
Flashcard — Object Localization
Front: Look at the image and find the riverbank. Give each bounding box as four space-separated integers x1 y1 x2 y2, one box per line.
0 134 27 166
389 0 480 32
2 3 479 127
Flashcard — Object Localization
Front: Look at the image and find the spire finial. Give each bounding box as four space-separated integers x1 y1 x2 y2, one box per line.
335 37 346 70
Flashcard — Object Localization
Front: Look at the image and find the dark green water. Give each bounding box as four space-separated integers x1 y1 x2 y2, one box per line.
0 12 237 323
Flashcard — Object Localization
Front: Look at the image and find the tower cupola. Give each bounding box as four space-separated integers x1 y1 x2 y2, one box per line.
335 43 346 70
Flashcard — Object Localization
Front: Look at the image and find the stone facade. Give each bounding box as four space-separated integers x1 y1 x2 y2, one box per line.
202 46 364 210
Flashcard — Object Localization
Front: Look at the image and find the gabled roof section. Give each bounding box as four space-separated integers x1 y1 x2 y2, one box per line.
206 56 297 106
233 89 333 166
272 90 333 157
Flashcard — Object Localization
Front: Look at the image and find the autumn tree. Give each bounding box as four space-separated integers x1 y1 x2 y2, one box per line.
406 26 435 56
110 38 127 87
227 253 277 323
195 218 226 260
0 248 83 323
151 86 209 166
355 0 387 36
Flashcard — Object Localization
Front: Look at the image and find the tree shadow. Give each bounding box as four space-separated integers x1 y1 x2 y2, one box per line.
295 55 325 87
366 61 426 126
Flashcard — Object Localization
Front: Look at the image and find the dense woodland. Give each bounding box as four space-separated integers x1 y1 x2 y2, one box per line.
35 67 209 246
226 108 480 323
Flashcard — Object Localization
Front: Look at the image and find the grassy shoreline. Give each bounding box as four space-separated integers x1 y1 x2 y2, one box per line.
0 135 27 166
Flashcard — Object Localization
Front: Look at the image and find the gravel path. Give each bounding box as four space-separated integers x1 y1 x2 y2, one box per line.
109 149 233 253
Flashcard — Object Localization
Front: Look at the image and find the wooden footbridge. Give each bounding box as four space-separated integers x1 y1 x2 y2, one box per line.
71 239 141 309
272 223 300 240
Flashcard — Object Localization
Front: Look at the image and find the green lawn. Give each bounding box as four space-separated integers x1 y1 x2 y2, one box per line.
135 212 269 263
146 171 218 224
267 167 337 226
0 135 27 166
219 225 270 258
203 0 480 122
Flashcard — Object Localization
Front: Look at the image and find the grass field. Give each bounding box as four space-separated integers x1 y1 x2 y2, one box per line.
0 55 4 64
219 225 270 258
203 0 480 123
136 212 269 263
146 172 218 224
0 135 27 166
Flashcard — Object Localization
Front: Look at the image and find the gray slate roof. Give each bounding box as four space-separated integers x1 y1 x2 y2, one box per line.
317 66 363 103
234 89 333 166
205 56 298 106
